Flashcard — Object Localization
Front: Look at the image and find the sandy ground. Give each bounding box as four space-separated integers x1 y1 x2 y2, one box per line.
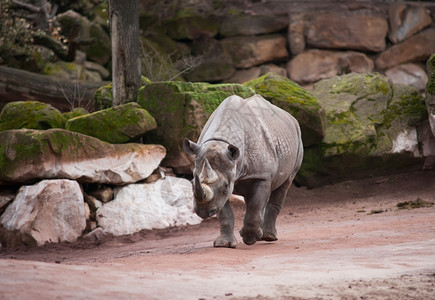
1 169 435 299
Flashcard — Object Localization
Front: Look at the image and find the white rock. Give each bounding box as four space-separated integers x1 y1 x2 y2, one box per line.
0 179 86 247
0 129 166 186
97 177 202 236
385 63 428 91
83 227 107 242
391 128 420 157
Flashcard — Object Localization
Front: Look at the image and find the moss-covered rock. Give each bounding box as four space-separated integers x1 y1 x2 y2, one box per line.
62 107 89 120
0 128 166 185
93 83 114 110
65 102 157 144
0 101 66 132
42 61 87 81
94 77 151 110
137 81 255 172
299 73 427 187
244 72 326 146
426 53 435 136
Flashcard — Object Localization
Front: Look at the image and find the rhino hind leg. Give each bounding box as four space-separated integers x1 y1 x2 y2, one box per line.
262 177 293 242
214 200 238 248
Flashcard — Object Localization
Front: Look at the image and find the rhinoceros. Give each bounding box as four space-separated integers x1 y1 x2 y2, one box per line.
183 94 303 248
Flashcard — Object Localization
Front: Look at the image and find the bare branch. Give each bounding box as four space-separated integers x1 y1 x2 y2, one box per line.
11 0 41 13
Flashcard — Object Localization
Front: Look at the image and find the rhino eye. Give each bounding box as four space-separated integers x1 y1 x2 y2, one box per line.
219 183 229 195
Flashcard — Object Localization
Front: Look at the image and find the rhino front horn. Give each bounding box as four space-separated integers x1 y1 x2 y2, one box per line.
194 174 206 201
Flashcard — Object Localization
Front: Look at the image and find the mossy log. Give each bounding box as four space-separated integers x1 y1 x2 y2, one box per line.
0 66 108 112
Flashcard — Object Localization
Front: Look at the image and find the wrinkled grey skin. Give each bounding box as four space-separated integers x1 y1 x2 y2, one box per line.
183 94 303 248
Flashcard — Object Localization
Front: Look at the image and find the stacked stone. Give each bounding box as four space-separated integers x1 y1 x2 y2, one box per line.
157 2 433 92
0 101 201 248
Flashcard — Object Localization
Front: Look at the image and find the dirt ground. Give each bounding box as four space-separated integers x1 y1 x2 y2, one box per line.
1 169 435 299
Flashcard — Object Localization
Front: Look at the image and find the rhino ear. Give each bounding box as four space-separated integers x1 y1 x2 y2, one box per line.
183 138 200 155
227 144 240 161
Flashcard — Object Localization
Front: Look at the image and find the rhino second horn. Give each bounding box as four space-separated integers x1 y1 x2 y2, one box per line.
194 174 206 200
201 159 218 184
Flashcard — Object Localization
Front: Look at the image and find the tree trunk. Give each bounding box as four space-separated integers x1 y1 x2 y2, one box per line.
0 66 107 112
108 0 141 106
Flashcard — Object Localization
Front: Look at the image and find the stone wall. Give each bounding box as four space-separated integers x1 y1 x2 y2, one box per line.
141 1 434 91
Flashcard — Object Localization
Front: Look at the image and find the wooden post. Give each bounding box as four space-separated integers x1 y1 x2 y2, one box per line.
108 0 141 106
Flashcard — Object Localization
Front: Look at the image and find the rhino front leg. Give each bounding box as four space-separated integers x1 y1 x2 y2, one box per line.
239 180 270 245
262 177 293 242
214 200 238 248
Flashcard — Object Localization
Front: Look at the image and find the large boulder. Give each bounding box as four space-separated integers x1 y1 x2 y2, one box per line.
137 81 255 172
0 179 86 248
93 83 113 111
43 61 101 82
96 176 202 236
244 72 326 146
376 28 435 70
388 4 432 44
426 54 435 136
0 101 66 132
306 13 388 52
287 49 374 84
65 102 157 144
221 34 289 69
385 63 428 92
0 129 166 185
300 73 428 188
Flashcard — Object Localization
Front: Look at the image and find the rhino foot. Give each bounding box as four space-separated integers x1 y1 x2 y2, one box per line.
214 235 237 248
240 227 263 245
261 231 278 242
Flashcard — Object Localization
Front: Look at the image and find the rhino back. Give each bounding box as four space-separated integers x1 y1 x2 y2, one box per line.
199 95 303 188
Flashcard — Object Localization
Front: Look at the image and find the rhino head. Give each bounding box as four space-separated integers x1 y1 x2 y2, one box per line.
183 138 240 219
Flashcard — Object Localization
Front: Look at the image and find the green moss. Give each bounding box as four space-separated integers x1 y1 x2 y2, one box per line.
0 128 120 181
329 73 390 96
0 129 48 177
65 102 156 144
94 83 113 110
62 107 89 120
0 101 66 132
426 54 435 95
383 84 427 129
42 62 87 80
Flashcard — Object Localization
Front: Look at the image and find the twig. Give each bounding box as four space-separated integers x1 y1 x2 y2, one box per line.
11 0 41 13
